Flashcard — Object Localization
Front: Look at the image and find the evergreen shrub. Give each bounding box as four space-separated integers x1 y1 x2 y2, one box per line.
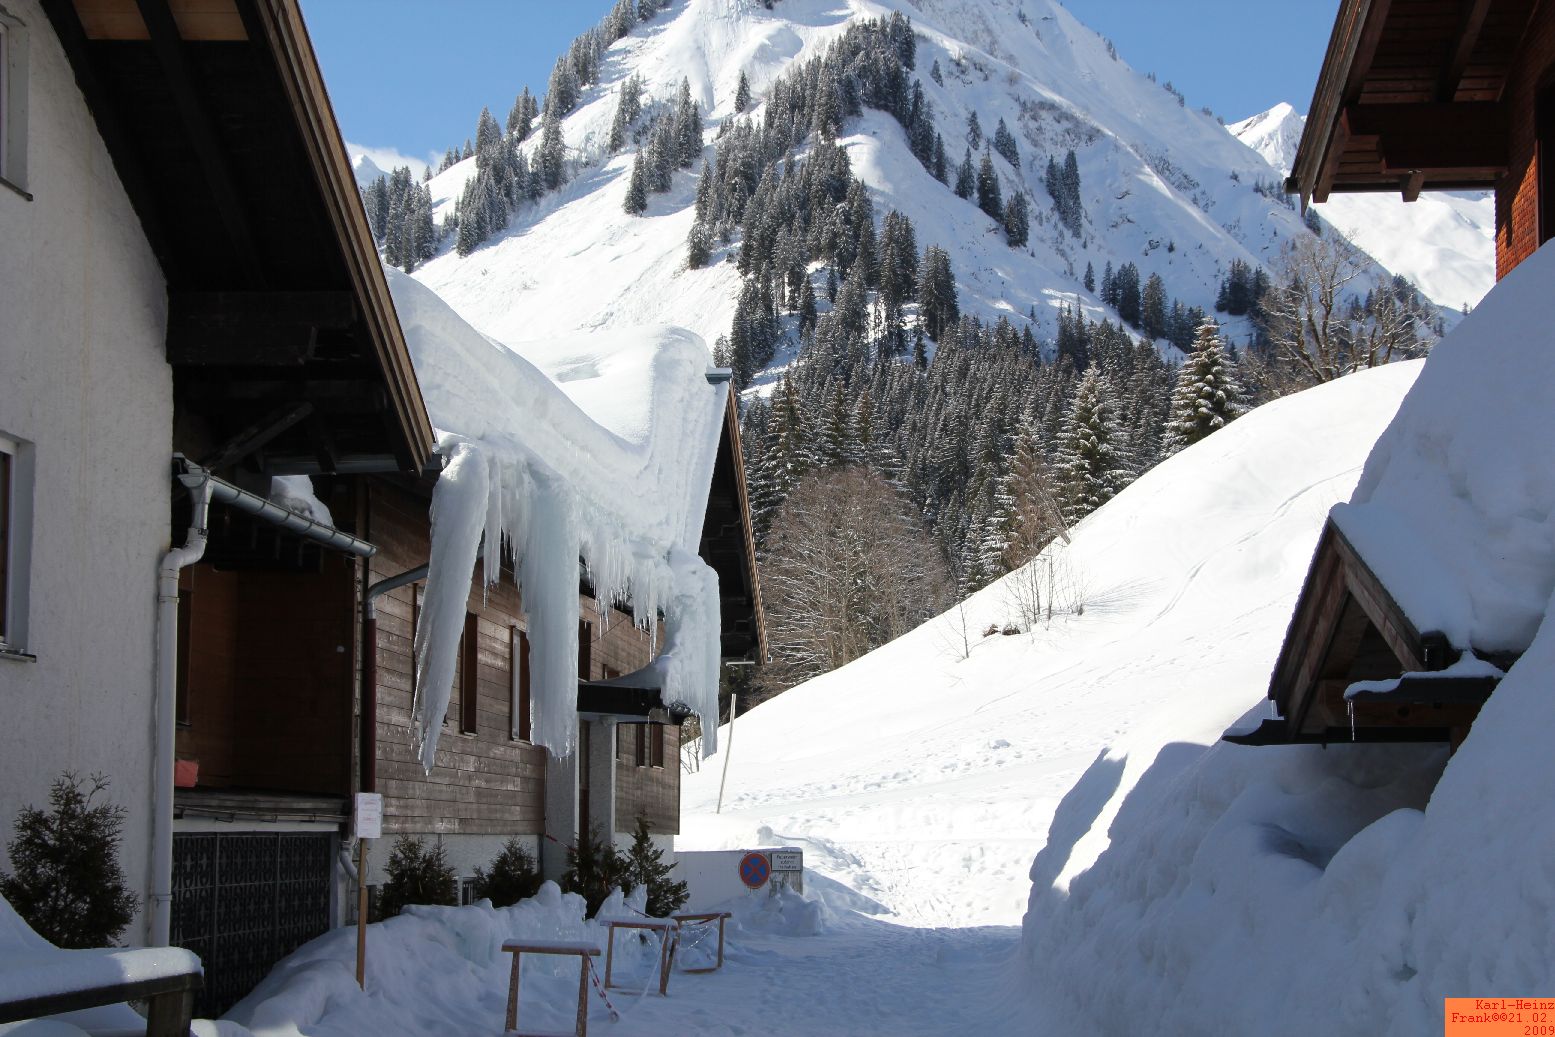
378 835 458 918
1 772 137 948
472 838 542 907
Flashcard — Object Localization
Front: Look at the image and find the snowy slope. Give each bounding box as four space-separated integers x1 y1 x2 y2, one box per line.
405 0 1410 364
1231 102 1495 311
1020 240 1555 1037
680 360 1418 927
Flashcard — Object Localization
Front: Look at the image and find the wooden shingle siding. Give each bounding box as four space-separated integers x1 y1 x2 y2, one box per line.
368 479 545 837
615 722 681 835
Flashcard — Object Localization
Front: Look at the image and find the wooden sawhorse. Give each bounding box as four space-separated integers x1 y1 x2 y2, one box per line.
598 916 679 996
501 939 601 1037
670 910 733 973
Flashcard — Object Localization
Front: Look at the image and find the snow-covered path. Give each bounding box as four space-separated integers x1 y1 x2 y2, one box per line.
588 916 1033 1036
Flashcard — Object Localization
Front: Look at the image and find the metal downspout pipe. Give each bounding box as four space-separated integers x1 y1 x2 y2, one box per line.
149 471 212 947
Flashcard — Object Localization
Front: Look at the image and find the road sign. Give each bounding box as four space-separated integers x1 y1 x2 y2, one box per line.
738 851 770 889
354 792 383 841
769 849 802 872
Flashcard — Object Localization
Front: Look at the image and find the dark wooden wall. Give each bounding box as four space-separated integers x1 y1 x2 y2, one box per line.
1497 8 1555 276
175 555 355 794
367 479 546 837
615 722 681 835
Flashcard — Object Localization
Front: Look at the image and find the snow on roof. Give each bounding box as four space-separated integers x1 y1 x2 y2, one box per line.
384 268 726 764
1331 240 1555 657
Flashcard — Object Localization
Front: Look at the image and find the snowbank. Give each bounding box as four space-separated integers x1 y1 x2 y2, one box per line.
1021 246 1555 1034
384 268 725 765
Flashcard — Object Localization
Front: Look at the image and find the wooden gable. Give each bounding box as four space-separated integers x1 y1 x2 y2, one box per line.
41 0 435 475
1289 0 1540 205
1235 519 1510 748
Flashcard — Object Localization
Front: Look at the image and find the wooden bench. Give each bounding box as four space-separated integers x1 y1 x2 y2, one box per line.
0 968 202 1037
597 916 678 997
670 911 733 974
500 939 600 1037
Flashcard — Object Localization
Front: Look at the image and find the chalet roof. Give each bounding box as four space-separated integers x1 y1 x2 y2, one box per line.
41 0 435 474
1288 0 1540 204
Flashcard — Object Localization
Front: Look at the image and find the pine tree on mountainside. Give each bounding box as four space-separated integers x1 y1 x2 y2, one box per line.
955 147 975 199
992 117 1020 168
1084 262 1095 294
1142 272 1167 339
917 245 958 340
1003 192 1030 248
976 148 1002 219
1055 368 1134 525
932 133 947 183
1165 321 1242 453
539 115 566 190
967 110 983 149
734 70 752 113
624 151 649 215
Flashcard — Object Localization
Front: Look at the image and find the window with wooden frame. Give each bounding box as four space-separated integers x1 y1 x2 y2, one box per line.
459 611 479 735
0 431 32 654
510 626 531 742
633 723 647 767
0 6 30 195
578 619 593 679
650 721 665 769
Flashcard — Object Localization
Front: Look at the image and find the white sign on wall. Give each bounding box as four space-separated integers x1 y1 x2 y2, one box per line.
354 792 383 840
770 849 803 872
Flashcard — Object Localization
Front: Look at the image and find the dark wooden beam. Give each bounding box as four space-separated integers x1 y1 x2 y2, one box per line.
1438 0 1494 102
39 0 180 281
306 413 339 474
1402 169 1427 201
168 290 355 366
1315 108 1353 203
1345 101 1509 175
198 399 313 470
135 0 266 285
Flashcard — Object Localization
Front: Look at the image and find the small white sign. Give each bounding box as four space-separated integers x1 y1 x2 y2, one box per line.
769 849 802 872
354 792 383 840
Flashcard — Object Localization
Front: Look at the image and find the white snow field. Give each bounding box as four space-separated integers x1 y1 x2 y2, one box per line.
400 0 1417 377
1230 102 1495 312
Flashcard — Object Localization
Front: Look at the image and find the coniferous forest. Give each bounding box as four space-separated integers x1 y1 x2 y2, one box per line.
354 4 1438 700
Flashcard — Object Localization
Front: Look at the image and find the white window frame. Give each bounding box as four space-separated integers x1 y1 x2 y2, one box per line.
0 431 34 656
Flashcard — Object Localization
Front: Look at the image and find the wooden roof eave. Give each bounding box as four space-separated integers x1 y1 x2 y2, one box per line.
721 389 768 663
242 0 435 473
1291 0 1386 208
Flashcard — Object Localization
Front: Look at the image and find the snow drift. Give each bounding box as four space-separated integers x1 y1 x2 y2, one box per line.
1020 244 1555 1034
385 268 726 764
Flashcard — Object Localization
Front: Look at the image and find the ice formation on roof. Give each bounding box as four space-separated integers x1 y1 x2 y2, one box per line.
384 267 726 767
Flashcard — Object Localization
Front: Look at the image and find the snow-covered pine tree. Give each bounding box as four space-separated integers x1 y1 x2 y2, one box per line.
675 77 703 167
992 117 1020 168
1003 192 1029 247
933 133 948 184
624 151 649 215
539 115 566 190
955 147 975 199
734 70 752 113
1055 367 1135 525
967 110 983 149
976 148 1002 219
917 245 958 340
1084 261 1095 294
1164 320 1242 453
1141 272 1167 339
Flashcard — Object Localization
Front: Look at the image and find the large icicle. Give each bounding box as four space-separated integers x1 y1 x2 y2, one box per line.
387 267 729 769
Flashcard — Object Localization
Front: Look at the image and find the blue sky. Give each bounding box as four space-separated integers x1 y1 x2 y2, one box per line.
302 0 1337 172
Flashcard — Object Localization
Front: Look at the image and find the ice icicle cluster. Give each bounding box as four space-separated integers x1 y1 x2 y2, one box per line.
385 267 725 771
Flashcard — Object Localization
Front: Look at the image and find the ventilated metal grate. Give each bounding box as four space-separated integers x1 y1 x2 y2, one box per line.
172 831 333 1016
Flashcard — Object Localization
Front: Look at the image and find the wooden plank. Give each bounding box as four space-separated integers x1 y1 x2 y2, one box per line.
75 0 246 40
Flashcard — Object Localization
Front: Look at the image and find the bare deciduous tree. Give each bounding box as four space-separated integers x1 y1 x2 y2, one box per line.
1256 233 1431 389
758 468 952 695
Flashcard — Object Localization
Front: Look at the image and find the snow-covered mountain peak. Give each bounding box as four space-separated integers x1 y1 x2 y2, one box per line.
1228 101 1304 176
